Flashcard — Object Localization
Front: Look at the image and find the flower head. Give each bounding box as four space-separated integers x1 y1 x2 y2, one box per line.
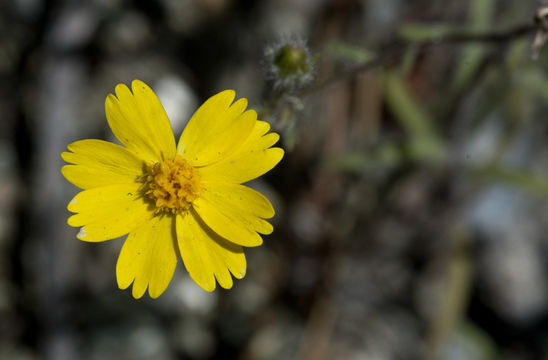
61 80 284 298
264 37 314 90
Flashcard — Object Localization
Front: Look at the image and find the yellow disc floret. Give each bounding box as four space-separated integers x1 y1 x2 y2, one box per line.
143 155 201 213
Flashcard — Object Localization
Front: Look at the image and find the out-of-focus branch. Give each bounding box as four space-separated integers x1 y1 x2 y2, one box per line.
297 22 537 98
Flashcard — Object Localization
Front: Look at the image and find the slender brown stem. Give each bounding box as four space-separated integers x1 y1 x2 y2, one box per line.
297 23 537 98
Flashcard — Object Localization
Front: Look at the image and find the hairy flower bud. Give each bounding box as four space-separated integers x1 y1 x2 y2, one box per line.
264 38 314 91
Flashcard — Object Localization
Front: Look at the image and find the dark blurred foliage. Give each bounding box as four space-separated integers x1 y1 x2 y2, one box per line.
2 0 548 359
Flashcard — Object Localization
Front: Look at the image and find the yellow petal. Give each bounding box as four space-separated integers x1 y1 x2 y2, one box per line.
116 215 177 299
192 195 263 247
176 211 246 291
67 184 151 242
176 90 255 166
200 182 274 235
198 120 284 184
61 139 143 189
105 80 176 162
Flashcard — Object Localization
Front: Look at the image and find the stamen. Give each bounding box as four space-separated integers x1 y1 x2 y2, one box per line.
141 156 201 214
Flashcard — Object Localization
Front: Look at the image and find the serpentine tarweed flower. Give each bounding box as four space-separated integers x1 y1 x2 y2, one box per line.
61 80 284 298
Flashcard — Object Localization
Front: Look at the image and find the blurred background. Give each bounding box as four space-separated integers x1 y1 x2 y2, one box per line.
2 0 548 359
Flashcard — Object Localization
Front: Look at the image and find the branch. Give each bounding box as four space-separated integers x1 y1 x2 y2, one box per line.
297 22 538 97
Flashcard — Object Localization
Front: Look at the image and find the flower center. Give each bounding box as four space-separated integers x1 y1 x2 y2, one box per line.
143 155 201 214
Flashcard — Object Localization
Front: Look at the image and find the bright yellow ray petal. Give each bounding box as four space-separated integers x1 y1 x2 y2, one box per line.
176 211 246 291
105 80 176 162
116 215 177 299
192 196 263 247
61 139 143 189
198 120 284 184
67 184 152 242
176 91 255 166
200 182 274 235
185 110 257 166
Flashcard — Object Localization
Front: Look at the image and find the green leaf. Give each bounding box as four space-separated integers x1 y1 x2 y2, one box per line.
446 321 499 360
452 0 495 90
398 23 462 41
516 68 548 101
473 165 548 196
328 144 403 172
384 71 446 162
324 41 374 64
398 48 419 76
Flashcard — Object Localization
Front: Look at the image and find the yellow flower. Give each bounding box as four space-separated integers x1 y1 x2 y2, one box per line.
61 80 284 298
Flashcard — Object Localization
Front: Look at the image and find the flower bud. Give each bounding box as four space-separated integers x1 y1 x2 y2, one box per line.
264 38 314 91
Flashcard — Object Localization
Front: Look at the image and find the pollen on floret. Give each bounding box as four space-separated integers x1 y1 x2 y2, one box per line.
141 155 202 214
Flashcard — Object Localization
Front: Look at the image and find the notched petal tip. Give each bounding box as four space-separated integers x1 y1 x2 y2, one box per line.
148 282 171 299
254 121 271 136
104 94 119 115
117 279 132 291
218 277 234 290
219 89 236 102
116 262 133 291
132 286 146 299
242 108 257 121
65 140 91 156
237 267 246 279
265 207 276 220
148 291 161 299
131 79 156 100
198 280 216 292
60 151 72 162
231 97 248 112
270 147 285 163
105 93 118 103
148 280 172 299
246 235 263 247
60 164 71 178
66 194 80 213
65 142 77 152
67 213 84 228
131 79 148 90
255 192 276 219
258 221 274 235
114 83 131 98
267 132 281 146
76 227 87 240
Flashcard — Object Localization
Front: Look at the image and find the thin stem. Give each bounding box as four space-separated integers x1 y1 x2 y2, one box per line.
297 23 537 98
